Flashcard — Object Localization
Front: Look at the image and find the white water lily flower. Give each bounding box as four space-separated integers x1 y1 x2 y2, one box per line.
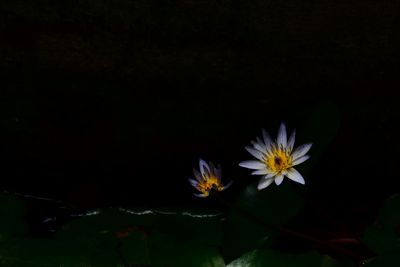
189 159 233 197
239 123 312 190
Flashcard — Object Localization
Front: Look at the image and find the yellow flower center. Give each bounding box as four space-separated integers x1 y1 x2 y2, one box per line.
264 146 293 173
196 176 223 196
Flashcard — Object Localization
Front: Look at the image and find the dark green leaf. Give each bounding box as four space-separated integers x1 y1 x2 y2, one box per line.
149 231 225 267
361 253 400 267
222 182 304 260
0 238 92 267
55 208 224 265
57 208 223 246
363 195 400 254
300 101 340 179
227 249 355 267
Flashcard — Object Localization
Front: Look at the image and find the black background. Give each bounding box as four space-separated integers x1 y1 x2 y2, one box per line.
0 0 399 233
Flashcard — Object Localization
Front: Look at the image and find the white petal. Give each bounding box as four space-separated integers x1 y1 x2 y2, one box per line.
262 129 273 148
274 174 284 185
193 169 203 181
292 143 312 160
256 137 266 147
257 177 274 190
199 159 210 176
245 146 264 160
221 180 233 191
239 160 265 170
188 179 198 187
215 165 222 180
252 141 267 153
264 173 276 179
251 168 272 175
189 179 204 193
286 168 305 184
287 130 296 152
277 122 287 148
208 161 216 174
194 193 208 198
292 155 310 166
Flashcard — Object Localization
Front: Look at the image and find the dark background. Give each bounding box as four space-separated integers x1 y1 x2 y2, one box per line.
0 0 399 232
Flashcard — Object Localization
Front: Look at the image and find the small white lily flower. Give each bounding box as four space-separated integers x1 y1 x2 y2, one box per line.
239 123 312 190
189 159 233 197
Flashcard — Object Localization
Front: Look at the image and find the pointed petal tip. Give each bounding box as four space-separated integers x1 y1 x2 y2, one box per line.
292 155 310 166
245 146 264 160
257 176 274 190
251 169 272 175
199 159 210 175
277 122 288 147
238 160 265 170
274 174 284 185
286 168 306 184
292 143 313 160
222 180 233 191
194 193 208 198
188 179 198 186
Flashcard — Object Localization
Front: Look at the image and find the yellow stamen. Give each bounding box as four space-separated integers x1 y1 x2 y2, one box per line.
264 146 293 173
196 176 223 195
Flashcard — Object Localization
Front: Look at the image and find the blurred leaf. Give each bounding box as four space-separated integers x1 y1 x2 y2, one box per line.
300 101 340 179
363 224 399 255
221 182 304 261
379 195 400 228
303 101 340 157
227 249 355 267
363 195 400 254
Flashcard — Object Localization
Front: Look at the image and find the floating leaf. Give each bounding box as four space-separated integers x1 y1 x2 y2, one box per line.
149 231 225 267
57 208 223 246
222 182 304 261
0 238 92 267
361 253 400 267
119 231 150 266
227 249 354 267
300 101 340 179
303 101 340 157
54 208 224 265
363 195 400 254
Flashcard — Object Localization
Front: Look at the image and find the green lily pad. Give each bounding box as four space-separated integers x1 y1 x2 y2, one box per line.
57 208 223 246
227 249 355 267
54 208 224 265
149 231 225 267
119 231 150 266
221 182 304 261
363 195 400 254
300 101 340 179
0 238 92 267
361 253 400 267
303 101 340 156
